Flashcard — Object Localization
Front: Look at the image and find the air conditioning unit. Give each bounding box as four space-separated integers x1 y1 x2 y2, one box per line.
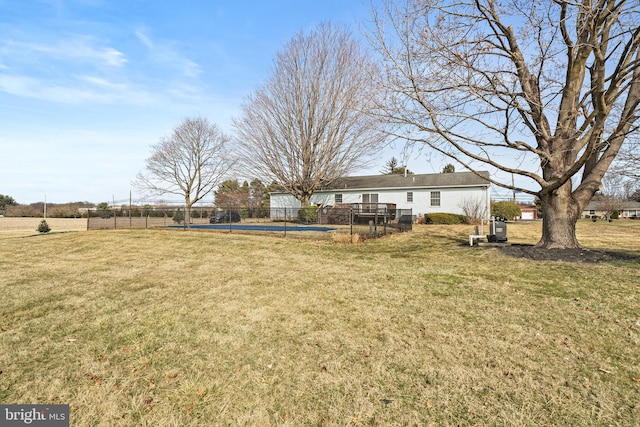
487 217 507 242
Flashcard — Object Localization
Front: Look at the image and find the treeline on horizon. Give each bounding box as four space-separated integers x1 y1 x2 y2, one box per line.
3 201 95 218
2 201 241 219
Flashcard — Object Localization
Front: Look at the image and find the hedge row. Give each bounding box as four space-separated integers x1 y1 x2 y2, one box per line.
425 213 469 224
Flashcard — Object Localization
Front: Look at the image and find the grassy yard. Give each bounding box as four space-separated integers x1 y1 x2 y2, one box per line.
1 221 638 426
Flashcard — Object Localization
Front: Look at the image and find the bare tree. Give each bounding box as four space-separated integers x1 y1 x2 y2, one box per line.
134 117 233 226
611 134 640 179
459 196 488 224
596 173 629 220
233 22 386 208
370 0 640 248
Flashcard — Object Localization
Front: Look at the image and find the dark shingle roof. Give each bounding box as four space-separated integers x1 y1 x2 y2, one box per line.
585 200 640 210
318 171 490 191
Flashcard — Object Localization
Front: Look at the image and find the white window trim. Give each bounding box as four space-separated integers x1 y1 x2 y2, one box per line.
430 191 441 207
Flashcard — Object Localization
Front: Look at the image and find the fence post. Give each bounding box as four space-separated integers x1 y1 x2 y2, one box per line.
114 210 117 229
350 207 353 240
283 208 287 238
384 213 387 235
374 210 378 237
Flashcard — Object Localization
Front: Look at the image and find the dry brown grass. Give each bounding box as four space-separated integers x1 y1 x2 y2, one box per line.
331 231 361 244
1 220 639 426
0 217 86 236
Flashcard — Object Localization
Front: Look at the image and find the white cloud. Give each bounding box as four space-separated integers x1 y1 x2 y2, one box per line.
4 38 127 67
0 75 45 98
0 26 211 108
98 47 127 67
134 29 154 49
0 73 159 105
79 75 127 90
133 28 202 78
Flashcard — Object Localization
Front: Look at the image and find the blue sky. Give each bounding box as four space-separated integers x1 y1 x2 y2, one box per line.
0 0 450 204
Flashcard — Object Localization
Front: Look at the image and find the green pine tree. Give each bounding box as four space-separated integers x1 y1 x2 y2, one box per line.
37 220 51 233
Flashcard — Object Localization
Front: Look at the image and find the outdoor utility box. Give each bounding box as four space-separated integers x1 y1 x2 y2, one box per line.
487 218 507 242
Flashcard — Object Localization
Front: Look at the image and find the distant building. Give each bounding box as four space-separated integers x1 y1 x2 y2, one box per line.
517 204 539 220
583 200 640 219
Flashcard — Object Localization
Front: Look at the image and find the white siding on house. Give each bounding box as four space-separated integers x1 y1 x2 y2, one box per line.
583 200 640 219
271 185 490 218
270 193 301 210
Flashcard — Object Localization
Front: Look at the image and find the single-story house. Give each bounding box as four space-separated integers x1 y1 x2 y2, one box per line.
583 200 640 219
270 171 491 219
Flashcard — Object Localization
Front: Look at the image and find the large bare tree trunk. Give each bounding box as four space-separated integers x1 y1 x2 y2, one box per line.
185 196 192 229
299 194 311 209
538 184 582 249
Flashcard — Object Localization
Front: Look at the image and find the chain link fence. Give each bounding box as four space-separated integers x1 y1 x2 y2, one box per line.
87 207 212 230
87 205 413 239
270 205 413 236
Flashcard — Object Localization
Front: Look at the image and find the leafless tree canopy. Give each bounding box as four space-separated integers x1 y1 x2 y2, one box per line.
459 196 489 224
611 135 640 179
233 22 386 207
370 0 640 248
134 117 233 224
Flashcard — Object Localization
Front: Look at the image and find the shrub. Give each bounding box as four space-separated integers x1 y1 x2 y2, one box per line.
491 201 521 221
37 220 51 233
173 209 184 224
425 213 468 224
297 206 317 223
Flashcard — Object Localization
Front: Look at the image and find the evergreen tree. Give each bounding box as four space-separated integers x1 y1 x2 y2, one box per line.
37 220 51 233
442 164 455 173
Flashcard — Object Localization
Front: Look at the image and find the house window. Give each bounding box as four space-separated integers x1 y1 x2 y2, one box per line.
361 193 379 213
430 191 441 207
362 193 379 203
407 191 413 203
589 209 595 215
335 194 342 204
